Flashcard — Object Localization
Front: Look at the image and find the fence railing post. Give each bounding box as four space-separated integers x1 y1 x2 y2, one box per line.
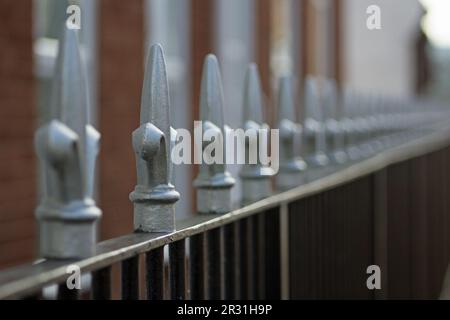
34 28 101 259
194 54 235 214
129 44 180 232
276 76 307 191
240 63 274 203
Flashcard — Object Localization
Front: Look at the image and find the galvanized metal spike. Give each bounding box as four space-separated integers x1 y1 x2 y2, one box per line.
130 43 180 232
275 76 307 191
240 63 274 203
278 77 296 121
323 78 347 164
367 93 385 152
243 64 264 124
199 55 226 131
35 27 101 259
303 76 329 175
51 28 85 127
194 54 235 214
342 87 362 161
322 79 336 117
354 91 374 157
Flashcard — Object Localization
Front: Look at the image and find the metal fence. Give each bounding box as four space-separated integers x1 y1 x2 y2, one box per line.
1 27 450 300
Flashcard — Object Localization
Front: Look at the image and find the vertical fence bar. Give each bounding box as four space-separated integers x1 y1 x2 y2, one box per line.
326 186 337 298
169 240 186 300
224 223 239 299
92 266 111 299
130 44 179 233
239 218 254 299
121 255 139 300
321 191 330 298
249 215 260 299
373 169 389 299
254 214 266 299
288 198 308 298
207 228 223 299
386 163 412 299
146 247 165 300
425 151 448 297
190 234 206 299
265 207 281 299
409 155 428 299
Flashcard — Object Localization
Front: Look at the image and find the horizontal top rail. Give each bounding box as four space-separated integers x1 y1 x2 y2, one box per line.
2 120 450 299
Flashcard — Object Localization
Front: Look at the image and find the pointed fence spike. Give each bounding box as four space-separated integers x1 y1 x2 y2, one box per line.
243 63 264 124
304 75 323 121
200 54 226 130
130 43 180 232
278 76 296 121
194 54 235 214
323 78 347 164
302 76 329 177
353 91 374 158
371 93 387 152
35 27 101 259
240 64 273 203
342 86 361 161
275 75 307 191
322 78 338 120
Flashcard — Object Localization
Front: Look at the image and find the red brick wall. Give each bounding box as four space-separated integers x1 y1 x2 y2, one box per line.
98 0 144 240
0 0 36 269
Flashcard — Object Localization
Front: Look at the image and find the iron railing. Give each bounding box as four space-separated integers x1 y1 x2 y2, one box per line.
1 27 450 300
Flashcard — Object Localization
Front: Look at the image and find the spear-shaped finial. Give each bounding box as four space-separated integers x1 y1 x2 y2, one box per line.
130 44 180 232
366 93 385 152
275 76 307 191
239 64 274 203
194 54 235 214
303 76 329 176
323 78 347 164
350 91 374 158
35 27 101 259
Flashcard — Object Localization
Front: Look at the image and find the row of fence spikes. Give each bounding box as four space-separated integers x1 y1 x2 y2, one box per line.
35 30 450 259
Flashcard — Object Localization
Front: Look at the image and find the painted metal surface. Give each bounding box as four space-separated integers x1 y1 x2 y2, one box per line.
240 64 274 203
34 28 101 259
276 76 307 191
129 44 180 232
193 54 235 214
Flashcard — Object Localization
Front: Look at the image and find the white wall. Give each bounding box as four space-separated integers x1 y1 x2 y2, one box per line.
342 0 423 96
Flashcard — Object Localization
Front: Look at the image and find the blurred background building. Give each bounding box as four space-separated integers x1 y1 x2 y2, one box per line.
0 0 448 270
